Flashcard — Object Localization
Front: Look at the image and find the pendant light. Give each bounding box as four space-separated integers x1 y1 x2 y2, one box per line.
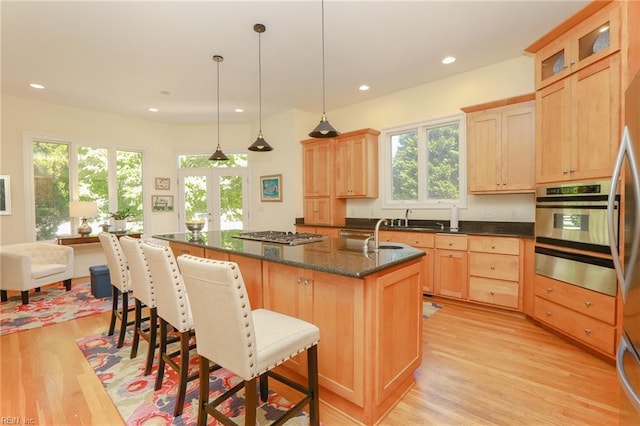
209 55 229 161
248 23 273 152
309 0 340 138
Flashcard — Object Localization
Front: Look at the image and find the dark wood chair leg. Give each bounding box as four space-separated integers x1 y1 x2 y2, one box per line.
130 299 142 359
308 345 320 426
244 377 257 425
259 374 269 403
1 290 7 302
108 287 118 336
63 278 71 291
197 355 209 426
155 319 168 391
117 291 128 348
144 307 158 376
173 330 191 417
21 291 29 305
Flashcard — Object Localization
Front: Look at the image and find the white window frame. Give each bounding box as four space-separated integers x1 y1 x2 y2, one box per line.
23 132 148 241
380 113 467 210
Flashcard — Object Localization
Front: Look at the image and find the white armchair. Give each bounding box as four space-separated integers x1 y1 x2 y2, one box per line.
0 243 74 305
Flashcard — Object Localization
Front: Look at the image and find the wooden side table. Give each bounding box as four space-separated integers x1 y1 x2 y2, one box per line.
57 232 142 245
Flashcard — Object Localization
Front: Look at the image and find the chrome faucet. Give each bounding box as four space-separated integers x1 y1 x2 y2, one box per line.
373 218 388 251
404 209 412 227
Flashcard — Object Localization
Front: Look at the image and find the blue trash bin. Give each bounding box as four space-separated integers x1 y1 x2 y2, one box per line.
89 265 112 298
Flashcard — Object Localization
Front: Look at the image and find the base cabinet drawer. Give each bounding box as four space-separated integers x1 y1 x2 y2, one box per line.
469 252 519 281
534 296 616 356
534 274 616 325
469 277 519 309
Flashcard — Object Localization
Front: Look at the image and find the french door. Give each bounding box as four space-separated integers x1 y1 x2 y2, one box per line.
177 167 249 231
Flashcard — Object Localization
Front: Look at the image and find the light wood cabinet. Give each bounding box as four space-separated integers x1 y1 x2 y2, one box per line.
526 2 622 184
529 2 620 90
536 53 621 183
302 139 331 197
468 236 522 310
334 128 379 198
295 225 340 238
434 234 468 299
169 242 204 257
464 96 535 194
262 261 366 406
379 230 434 294
534 273 617 357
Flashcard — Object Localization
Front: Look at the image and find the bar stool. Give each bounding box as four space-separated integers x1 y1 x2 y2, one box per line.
177 254 320 426
98 232 135 348
119 236 157 375
140 241 200 417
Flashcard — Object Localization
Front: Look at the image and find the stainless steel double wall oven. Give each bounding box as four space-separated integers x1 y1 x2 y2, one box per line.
535 180 619 296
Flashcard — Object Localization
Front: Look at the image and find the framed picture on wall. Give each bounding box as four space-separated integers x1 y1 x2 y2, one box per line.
0 175 12 215
155 177 171 190
152 195 174 212
260 174 282 202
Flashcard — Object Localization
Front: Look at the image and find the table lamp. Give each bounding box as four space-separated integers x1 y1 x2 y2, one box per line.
69 200 98 237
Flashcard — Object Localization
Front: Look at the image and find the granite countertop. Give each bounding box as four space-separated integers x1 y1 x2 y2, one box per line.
297 218 535 239
153 230 426 279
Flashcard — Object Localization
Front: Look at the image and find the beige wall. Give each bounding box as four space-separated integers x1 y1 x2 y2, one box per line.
1 55 536 267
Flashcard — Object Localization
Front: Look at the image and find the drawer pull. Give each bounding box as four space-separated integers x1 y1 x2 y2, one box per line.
546 287 553 293
584 328 592 335
490 290 495 295
491 244 495 249
546 311 553 316
448 254 453 257
296 277 303 284
448 242 453 246
584 301 592 307
303 279 311 285
490 265 495 270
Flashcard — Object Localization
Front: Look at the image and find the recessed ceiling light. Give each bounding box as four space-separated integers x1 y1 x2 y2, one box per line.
29 83 45 89
442 56 456 65
234 108 244 113
148 107 159 112
359 85 370 91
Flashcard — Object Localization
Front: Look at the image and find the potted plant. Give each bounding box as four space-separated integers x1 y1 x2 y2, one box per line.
109 207 132 232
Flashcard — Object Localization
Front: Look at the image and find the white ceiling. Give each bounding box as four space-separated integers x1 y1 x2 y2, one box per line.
1 0 589 125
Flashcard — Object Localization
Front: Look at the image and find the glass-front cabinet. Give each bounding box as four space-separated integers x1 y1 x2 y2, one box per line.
533 2 619 90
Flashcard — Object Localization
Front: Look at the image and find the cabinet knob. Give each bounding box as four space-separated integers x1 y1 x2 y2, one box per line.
546 311 553 316
502 182 507 186
490 290 495 295
584 328 592 335
303 279 311 285
491 244 495 249
448 242 453 246
570 168 576 173
296 277 303 284
490 265 495 270
584 300 592 307
562 169 569 174
570 60 576 65
546 287 553 293
448 254 453 257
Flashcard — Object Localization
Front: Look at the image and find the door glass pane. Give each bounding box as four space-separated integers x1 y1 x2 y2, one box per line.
426 122 460 200
220 174 243 230
116 150 143 232
77 146 108 232
184 175 209 231
391 131 418 201
33 141 70 240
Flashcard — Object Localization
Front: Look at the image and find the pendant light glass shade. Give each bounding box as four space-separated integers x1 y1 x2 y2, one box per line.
209 55 229 161
309 0 340 138
248 23 273 152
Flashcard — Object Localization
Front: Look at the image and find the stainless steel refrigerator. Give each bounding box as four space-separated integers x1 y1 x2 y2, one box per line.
609 71 640 424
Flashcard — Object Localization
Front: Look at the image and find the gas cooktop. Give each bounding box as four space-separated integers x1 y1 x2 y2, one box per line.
233 230 326 245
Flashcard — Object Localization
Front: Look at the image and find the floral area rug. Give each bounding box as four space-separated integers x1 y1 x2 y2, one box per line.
0 282 112 336
423 300 442 319
77 331 309 425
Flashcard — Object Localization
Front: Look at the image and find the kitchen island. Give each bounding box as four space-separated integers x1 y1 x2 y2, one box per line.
154 230 426 425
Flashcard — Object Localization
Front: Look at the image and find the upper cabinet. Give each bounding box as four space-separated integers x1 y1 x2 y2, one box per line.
463 95 535 194
334 128 380 198
302 139 332 197
526 1 622 184
530 2 620 90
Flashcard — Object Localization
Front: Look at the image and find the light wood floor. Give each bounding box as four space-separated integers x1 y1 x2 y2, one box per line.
0 290 626 425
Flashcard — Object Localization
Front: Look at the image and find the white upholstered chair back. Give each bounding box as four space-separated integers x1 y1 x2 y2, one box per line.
178 255 260 380
141 241 192 333
119 236 155 309
98 233 130 293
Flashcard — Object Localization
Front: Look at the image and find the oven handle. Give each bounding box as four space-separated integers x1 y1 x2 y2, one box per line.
609 126 640 302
